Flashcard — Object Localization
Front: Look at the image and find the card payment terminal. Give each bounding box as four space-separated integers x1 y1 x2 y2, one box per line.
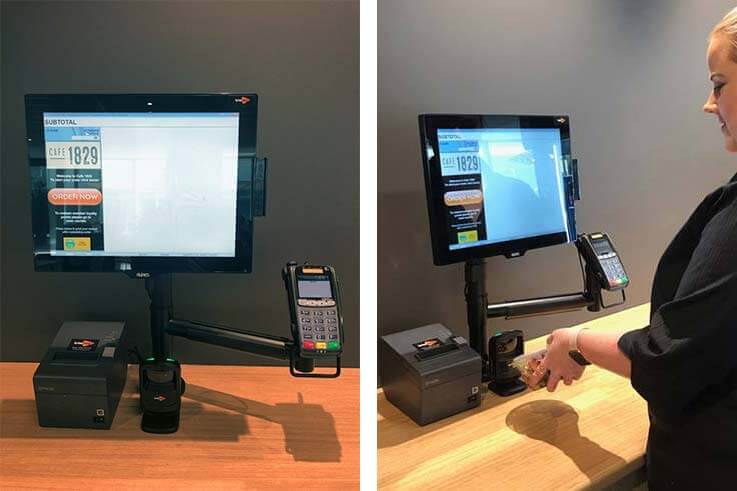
576 232 629 291
283 263 344 358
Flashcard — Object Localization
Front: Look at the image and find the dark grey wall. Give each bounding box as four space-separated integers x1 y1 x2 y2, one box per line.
378 0 736 368
0 0 359 366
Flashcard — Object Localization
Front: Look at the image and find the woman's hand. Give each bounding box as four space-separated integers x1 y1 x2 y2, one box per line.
526 328 586 392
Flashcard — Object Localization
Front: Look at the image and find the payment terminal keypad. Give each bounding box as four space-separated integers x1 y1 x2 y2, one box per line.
598 254 628 289
297 299 341 354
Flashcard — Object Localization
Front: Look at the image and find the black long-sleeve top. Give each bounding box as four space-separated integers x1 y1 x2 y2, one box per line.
618 172 737 490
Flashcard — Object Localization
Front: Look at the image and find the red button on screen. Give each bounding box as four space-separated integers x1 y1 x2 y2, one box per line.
303 341 315 350
47 188 102 206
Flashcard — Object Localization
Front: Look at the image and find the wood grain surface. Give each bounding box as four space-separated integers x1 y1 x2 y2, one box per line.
378 303 652 490
0 364 359 490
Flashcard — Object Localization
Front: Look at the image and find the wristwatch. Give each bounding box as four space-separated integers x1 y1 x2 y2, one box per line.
568 327 592 366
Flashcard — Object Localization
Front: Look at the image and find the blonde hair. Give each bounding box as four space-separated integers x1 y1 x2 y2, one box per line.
711 7 737 61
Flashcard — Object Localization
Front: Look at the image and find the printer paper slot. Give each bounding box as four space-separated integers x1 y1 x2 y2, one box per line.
52 351 100 363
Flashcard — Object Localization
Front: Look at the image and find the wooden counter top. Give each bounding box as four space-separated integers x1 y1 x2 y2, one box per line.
378 303 651 490
1 363 359 490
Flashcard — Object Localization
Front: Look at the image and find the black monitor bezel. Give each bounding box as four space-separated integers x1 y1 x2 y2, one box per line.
25 93 259 274
419 114 574 266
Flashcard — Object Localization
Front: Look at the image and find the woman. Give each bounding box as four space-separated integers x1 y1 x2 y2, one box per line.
526 7 737 490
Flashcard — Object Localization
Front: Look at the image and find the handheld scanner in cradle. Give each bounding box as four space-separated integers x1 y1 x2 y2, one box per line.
139 357 185 434
577 232 629 291
283 263 344 358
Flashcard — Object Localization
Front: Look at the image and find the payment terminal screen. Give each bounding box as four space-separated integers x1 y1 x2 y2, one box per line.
298 279 333 299
436 128 569 250
42 113 239 257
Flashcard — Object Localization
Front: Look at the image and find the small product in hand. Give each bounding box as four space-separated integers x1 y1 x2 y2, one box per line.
510 349 549 390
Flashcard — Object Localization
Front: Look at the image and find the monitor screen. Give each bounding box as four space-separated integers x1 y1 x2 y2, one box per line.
419 114 576 265
43 112 239 257
26 94 262 273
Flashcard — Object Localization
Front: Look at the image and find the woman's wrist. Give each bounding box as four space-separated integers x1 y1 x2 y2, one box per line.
567 326 588 352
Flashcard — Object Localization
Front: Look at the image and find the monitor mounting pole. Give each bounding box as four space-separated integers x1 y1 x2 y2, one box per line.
145 273 172 360
464 259 489 368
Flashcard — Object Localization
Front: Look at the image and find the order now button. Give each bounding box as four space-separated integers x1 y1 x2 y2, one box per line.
47 188 102 206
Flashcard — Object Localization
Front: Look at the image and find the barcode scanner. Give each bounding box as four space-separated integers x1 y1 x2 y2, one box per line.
139 357 185 434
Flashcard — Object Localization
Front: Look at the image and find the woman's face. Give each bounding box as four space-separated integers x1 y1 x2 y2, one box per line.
705 34 737 152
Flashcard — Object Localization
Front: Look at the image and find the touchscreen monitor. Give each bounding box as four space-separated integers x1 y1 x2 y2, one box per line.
25 94 262 273
419 114 577 265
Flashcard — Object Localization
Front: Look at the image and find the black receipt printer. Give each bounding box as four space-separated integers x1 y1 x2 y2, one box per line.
380 324 482 425
33 321 128 429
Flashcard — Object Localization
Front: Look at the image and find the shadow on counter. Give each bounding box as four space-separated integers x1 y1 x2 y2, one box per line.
185 383 342 462
377 384 514 448
506 400 628 482
0 384 341 463
0 398 249 441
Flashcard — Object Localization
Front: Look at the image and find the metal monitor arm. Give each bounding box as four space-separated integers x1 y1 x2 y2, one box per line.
143 274 340 378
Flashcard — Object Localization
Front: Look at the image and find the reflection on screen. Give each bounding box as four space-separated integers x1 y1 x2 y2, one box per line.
437 128 569 250
42 113 239 257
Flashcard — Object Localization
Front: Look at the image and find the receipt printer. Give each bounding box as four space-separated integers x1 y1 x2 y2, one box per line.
380 324 482 425
33 321 128 429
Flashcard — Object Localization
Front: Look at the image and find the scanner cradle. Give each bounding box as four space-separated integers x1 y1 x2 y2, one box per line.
139 357 185 434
